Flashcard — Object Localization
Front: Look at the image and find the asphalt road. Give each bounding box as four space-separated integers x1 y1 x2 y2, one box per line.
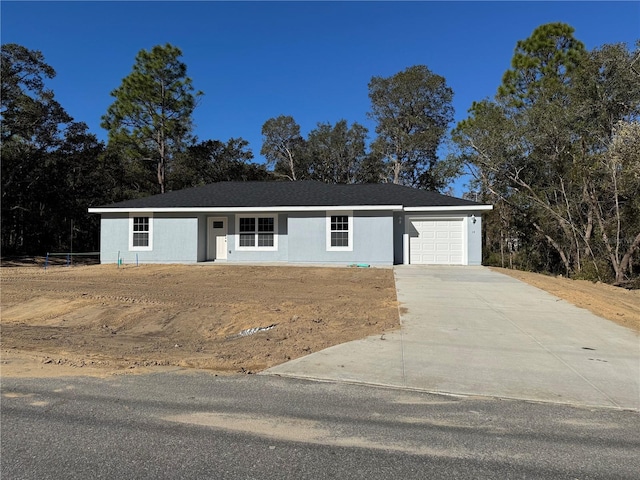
2 372 639 479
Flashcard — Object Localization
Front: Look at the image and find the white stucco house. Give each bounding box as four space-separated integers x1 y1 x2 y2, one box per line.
88 181 492 266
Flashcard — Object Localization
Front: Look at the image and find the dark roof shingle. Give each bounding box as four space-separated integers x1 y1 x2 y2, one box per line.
93 181 486 209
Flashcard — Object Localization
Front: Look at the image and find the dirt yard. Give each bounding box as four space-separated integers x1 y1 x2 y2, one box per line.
491 267 640 332
2 264 637 378
1 264 399 377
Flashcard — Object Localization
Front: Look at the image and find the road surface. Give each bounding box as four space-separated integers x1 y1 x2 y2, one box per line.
2 372 639 479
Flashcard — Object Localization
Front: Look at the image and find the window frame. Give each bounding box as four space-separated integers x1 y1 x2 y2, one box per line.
129 213 153 251
235 214 278 251
326 211 353 252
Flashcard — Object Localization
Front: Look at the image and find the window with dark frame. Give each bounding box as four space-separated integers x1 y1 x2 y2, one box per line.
258 217 274 247
239 217 256 247
330 215 349 247
239 216 275 248
132 217 149 247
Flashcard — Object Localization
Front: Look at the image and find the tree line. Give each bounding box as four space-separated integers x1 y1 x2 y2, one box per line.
2 23 639 285
452 23 639 284
1 43 456 257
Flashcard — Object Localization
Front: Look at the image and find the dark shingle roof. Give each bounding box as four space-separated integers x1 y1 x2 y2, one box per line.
93 181 486 209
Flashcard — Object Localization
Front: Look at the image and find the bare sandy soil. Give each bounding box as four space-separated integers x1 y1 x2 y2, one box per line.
2 264 637 379
1 264 398 377
491 267 640 332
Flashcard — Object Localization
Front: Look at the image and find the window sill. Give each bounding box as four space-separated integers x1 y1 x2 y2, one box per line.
236 247 278 252
326 247 353 252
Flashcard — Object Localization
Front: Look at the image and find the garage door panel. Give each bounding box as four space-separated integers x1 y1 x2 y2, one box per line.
409 218 465 265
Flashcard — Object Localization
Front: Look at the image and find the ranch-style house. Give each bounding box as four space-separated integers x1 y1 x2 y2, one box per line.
88 181 492 266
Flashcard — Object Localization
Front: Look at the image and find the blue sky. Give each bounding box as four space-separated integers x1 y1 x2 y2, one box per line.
2 1 639 194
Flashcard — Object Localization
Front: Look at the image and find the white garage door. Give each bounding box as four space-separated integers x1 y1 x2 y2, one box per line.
409 218 464 265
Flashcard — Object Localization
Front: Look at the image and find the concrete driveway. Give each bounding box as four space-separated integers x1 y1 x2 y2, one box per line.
265 266 639 410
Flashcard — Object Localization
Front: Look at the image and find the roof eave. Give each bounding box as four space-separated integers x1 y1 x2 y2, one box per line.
404 205 493 212
88 205 406 214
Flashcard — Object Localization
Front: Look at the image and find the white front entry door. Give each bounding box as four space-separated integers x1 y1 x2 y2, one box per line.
207 217 227 260
409 218 464 265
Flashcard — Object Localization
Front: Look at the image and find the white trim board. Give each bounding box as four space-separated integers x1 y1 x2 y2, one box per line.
404 205 493 212
89 204 491 214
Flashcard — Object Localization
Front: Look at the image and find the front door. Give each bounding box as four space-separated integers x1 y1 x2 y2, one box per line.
207 217 227 260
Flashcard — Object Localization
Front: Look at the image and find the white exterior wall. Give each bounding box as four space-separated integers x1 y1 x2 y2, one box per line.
287 211 393 265
99 213 198 264
224 213 288 263
97 209 483 266
467 214 483 266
